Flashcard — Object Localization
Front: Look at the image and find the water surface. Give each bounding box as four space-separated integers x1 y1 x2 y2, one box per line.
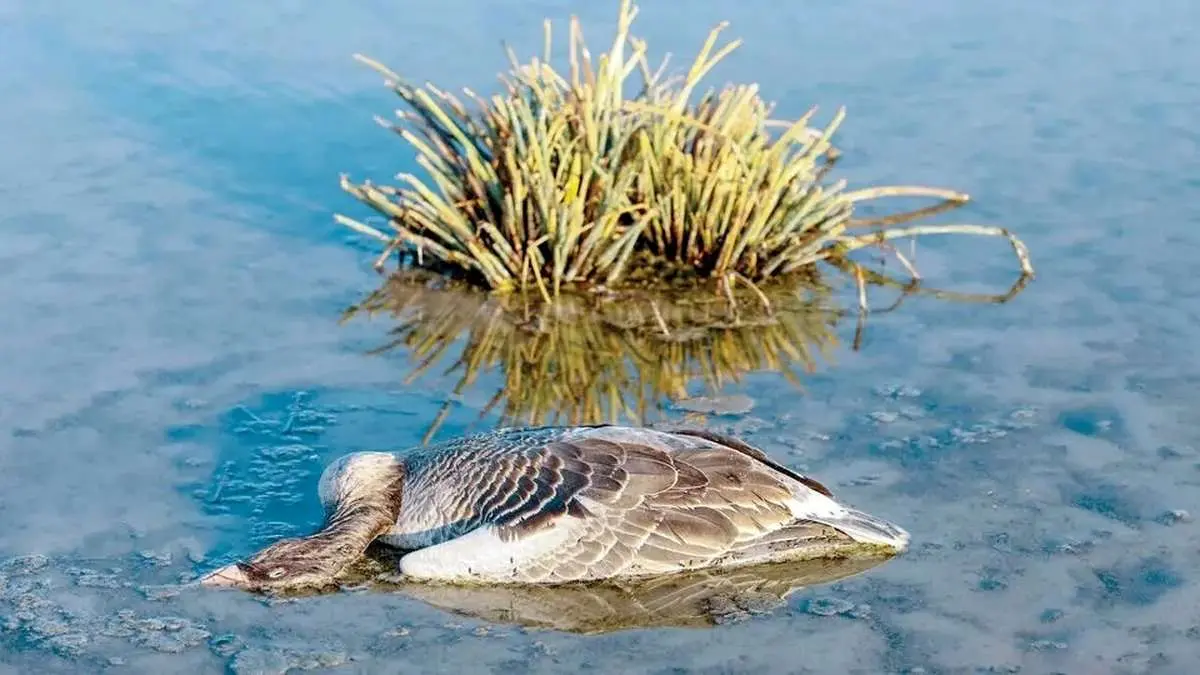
2 0 1199 672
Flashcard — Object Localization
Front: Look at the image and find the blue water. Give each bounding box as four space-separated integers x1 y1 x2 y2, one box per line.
3 0 1199 672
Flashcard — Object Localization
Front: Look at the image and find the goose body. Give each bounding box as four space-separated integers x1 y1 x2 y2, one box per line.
202 425 909 591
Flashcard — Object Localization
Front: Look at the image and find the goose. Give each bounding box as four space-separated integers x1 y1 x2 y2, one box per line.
200 425 909 592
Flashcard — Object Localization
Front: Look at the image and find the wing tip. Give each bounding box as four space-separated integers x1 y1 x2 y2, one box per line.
820 508 911 552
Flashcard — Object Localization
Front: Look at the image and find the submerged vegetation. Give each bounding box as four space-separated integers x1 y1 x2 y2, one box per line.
337 0 1034 298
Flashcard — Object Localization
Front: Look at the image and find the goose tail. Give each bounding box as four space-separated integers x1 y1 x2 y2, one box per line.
816 507 911 552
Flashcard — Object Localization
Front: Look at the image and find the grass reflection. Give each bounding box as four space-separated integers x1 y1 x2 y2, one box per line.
342 272 844 440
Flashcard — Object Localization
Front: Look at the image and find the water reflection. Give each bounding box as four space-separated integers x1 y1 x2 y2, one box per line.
335 545 891 634
342 270 847 439
342 264 1030 441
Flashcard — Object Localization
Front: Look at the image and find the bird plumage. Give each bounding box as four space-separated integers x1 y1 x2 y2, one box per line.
202 425 908 591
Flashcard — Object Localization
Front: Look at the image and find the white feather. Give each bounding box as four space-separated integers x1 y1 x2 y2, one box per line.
787 488 910 550
397 524 576 582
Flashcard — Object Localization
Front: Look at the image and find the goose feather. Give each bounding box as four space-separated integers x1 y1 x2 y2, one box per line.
375 425 909 583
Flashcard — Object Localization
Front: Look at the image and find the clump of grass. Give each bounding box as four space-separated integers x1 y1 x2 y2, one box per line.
341 271 844 441
337 0 1033 298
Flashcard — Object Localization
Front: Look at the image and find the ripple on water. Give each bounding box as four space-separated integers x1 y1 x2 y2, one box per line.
0 549 372 672
1061 472 1156 528
1 557 203 662
1081 555 1185 609
184 391 340 563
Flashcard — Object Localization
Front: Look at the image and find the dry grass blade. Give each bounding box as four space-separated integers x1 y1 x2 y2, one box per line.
826 224 1035 278
847 198 967 228
842 186 970 204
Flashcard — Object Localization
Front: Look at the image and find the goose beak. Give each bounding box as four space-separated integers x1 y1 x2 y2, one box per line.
200 563 250 588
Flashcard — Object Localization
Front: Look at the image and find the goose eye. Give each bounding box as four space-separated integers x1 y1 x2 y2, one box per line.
267 568 286 579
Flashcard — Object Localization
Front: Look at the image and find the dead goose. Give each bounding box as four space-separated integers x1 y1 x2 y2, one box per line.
201 425 909 592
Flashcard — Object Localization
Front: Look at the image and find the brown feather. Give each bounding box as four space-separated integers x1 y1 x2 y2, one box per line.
671 427 836 498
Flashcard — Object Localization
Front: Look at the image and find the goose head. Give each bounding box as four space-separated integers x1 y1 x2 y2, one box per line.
200 535 351 592
202 452 403 593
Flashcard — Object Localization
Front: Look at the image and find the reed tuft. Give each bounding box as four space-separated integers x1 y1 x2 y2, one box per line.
337 0 1033 297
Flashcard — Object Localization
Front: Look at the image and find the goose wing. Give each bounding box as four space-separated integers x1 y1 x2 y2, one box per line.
395 427 849 583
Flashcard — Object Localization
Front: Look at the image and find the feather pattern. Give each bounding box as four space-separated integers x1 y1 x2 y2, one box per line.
346 425 911 584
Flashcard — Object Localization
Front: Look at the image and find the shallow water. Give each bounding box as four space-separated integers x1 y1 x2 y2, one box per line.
3 0 1199 672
